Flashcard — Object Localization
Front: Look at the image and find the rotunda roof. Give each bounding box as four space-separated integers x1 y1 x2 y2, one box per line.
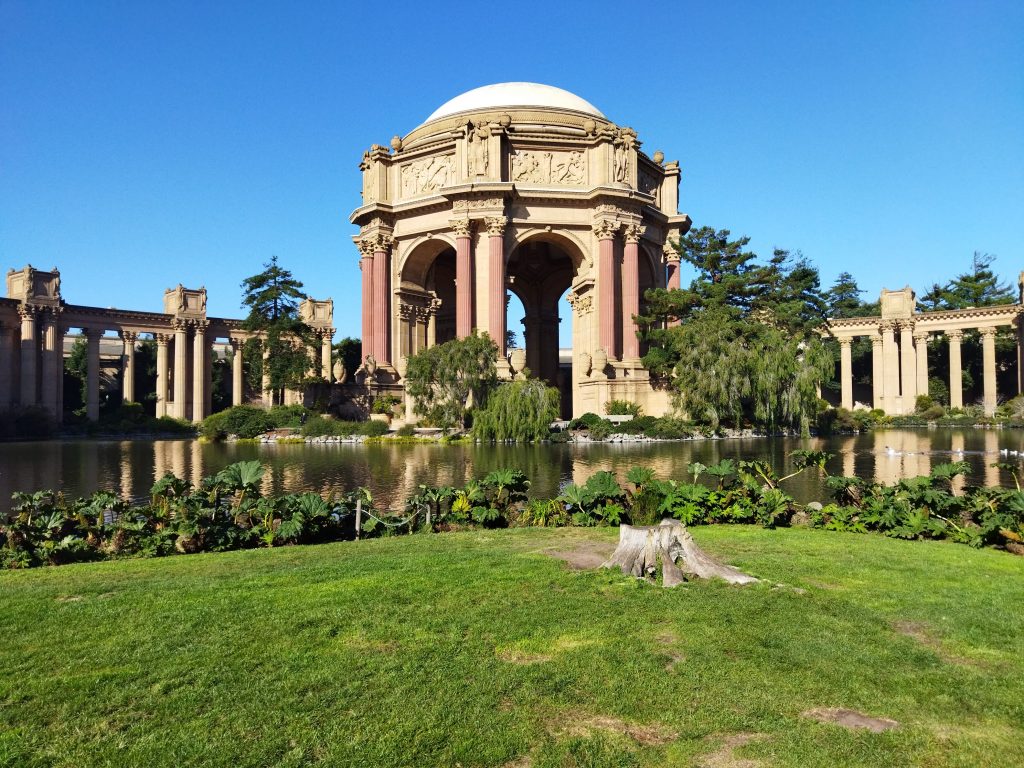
423 82 606 124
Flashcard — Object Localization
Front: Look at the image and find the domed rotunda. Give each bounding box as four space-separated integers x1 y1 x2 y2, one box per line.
350 83 692 418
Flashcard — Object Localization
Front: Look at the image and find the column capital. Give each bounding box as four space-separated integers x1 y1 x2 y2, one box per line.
838 336 853 348
357 238 376 258
193 319 209 333
913 332 929 344
946 329 964 342
172 318 189 332
483 216 508 236
121 330 139 343
229 336 246 350
17 304 39 320
623 223 646 244
870 331 884 347
449 218 472 238
979 326 997 338
895 319 915 332
155 333 172 345
82 327 103 341
592 219 620 240
662 239 680 261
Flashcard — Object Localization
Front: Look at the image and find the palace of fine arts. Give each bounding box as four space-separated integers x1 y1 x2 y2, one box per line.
2 4 1023 767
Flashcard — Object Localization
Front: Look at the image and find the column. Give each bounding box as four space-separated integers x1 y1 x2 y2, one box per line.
871 331 884 409
358 240 374 362
155 334 170 418
981 327 997 416
899 321 917 410
261 340 271 407
122 331 137 404
452 218 473 339
947 330 963 410
0 323 11 409
85 328 101 422
173 321 188 420
881 321 899 413
40 312 62 418
914 332 929 399
321 329 333 380
485 216 507 355
372 234 392 364
665 246 681 328
621 224 644 361
839 337 853 410
192 321 208 422
594 219 619 359
1017 317 1024 395
230 338 245 405
18 305 38 407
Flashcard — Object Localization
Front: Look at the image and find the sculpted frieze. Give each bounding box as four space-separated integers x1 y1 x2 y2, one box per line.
510 149 585 185
638 166 660 200
400 154 454 197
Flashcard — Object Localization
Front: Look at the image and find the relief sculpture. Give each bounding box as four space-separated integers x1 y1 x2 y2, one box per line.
400 154 454 197
638 166 660 201
511 150 585 185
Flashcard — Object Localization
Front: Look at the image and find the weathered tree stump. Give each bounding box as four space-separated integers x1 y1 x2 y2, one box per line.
604 519 758 587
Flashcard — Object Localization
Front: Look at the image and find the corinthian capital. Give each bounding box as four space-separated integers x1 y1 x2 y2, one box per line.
623 223 645 244
449 218 472 238
484 216 508 236
592 219 620 240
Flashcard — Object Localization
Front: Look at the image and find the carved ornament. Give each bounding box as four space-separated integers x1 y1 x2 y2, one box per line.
510 149 585 185
400 154 454 196
946 329 963 342
449 218 472 238
979 326 998 338
484 216 508 236
623 224 645 244
567 292 593 316
592 220 620 240
451 197 504 211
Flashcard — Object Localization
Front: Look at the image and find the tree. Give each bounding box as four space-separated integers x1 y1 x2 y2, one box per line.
405 333 498 431
473 378 560 442
935 252 1014 310
240 256 315 401
637 227 832 432
332 337 361 381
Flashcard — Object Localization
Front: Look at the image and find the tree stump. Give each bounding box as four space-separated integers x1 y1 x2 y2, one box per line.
604 519 758 587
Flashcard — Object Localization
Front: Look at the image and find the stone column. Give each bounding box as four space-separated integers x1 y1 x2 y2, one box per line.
261 340 271 407
85 328 101 422
914 332 929 398
1017 316 1024 395
321 329 333 380
230 338 245 405
192 321 208 422
452 218 473 339
621 224 644 361
358 240 374 362
155 334 170 418
839 337 853 410
173 321 188 420
981 327 997 416
372 234 392 364
947 330 963 410
881 321 899 413
18 305 38 407
121 331 138 404
664 244 681 328
485 216 507 356
871 331 884 409
594 219 619 359
899 321 917 410
0 322 11 409
40 312 62 418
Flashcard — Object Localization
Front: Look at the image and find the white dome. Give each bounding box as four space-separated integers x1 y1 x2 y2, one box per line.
424 82 606 123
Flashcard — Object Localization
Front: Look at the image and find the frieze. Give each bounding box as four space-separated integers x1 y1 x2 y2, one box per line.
451 197 505 211
638 166 660 199
510 149 585 185
400 154 454 197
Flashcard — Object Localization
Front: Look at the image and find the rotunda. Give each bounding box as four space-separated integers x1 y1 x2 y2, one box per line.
350 82 692 418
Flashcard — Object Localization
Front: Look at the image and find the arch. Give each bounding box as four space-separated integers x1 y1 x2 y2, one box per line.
508 227 590 270
398 234 457 288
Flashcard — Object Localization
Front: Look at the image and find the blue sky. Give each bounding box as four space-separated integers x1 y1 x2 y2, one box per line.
2 0 1022 345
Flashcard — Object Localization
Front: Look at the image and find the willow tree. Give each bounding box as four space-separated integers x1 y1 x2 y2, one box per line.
638 226 832 432
473 378 560 442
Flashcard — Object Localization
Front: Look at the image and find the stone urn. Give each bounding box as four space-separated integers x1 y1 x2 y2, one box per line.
591 348 608 378
578 351 592 378
333 360 346 384
509 348 527 379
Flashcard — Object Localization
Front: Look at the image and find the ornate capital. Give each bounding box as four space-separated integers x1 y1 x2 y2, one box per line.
398 303 413 321
154 333 171 345
484 216 508 237
449 218 472 238
567 292 593 316
878 320 897 333
592 219 620 241
623 223 645 244
193 320 209 333
357 238 376 258
946 329 963 342
979 326 997 338
230 336 246 351
121 330 139 343
895 319 915 332
913 332 929 343
172 318 189 332
662 239 680 261
83 327 103 341
838 337 853 348
870 334 883 347
17 304 39 321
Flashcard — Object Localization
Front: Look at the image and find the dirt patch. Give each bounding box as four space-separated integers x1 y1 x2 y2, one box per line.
496 636 592 665
893 620 972 666
502 757 531 768
545 540 616 570
55 595 84 602
556 712 675 746
496 648 553 665
697 732 766 768
801 707 898 732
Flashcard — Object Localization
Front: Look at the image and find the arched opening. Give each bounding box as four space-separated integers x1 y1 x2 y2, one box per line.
506 234 583 419
399 239 458 359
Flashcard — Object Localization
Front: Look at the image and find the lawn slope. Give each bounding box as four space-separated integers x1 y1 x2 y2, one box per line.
1 527 1022 767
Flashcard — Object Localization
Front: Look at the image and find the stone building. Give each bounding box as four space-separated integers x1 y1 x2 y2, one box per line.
349 82 692 418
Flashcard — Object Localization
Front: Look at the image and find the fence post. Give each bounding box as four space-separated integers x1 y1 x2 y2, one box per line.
355 498 362 541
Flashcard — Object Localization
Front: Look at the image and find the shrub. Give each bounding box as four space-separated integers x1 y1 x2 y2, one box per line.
915 394 936 413
922 404 945 420
200 405 275 440
300 415 388 437
587 419 612 440
569 412 604 430
371 394 402 414
604 399 642 417
395 423 416 437
474 379 560 442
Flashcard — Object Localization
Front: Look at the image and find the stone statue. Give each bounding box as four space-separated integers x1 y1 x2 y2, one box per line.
469 123 489 176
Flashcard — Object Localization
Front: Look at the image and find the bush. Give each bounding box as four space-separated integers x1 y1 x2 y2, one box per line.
473 379 560 442
300 415 389 437
371 394 402 414
395 424 416 437
569 412 604 430
587 419 612 440
604 399 642 417
200 405 275 440
915 394 936 413
922 404 945 420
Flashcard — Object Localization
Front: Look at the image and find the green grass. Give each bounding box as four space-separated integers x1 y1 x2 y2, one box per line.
1 527 1022 767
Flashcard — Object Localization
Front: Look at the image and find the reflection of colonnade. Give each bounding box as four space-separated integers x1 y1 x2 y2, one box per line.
1 266 336 422
830 285 1024 416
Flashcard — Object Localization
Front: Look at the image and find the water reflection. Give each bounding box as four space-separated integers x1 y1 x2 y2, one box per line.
2 428 1024 513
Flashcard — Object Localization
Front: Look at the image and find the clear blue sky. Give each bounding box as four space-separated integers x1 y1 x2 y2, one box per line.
2 0 1022 345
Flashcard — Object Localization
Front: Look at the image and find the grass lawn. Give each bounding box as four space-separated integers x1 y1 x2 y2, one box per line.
1 527 1022 767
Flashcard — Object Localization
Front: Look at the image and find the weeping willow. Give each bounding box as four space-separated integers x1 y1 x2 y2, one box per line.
473 379 560 442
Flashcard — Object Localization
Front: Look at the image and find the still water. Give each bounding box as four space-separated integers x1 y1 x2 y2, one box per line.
1 429 1021 513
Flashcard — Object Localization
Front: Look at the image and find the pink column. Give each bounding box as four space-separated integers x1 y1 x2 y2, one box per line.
358 240 374 362
485 216 507 355
372 236 391 365
594 220 619 359
665 242 681 327
621 224 644 360
452 219 473 338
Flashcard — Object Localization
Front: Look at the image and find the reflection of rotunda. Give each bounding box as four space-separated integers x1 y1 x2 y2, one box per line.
350 82 691 418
